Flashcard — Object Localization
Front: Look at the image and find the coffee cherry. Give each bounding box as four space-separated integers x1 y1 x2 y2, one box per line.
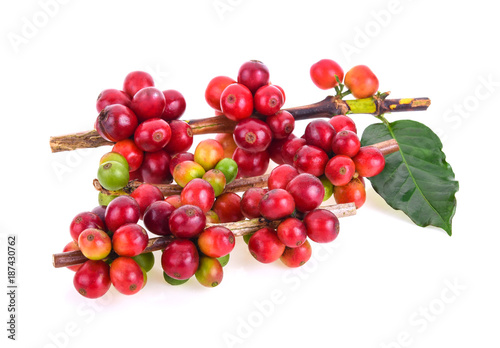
161 239 199 280
325 155 356 186
169 152 195 176
161 89 186 121
293 145 329 177
99 152 129 171
173 160 206 187
266 110 295 139
96 104 138 142
163 120 193 155
169 205 206 239
70 212 105 242
132 252 155 273
280 240 312 268
286 173 325 213
268 164 299 190
220 83 254 121
248 227 285 264
215 133 238 159
202 169 226 197
105 196 141 233
164 195 182 209
195 256 223 288
277 217 307 248
198 226 235 258
310 59 344 89
110 257 144 295
73 260 111 298
329 115 357 133
259 189 295 220
240 187 267 219
205 210 220 223
212 192 244 223
352 147 385 177
63 241 82 272
98 161 129 192
303 209 340 243
254 85 284 116
268 135 295 165
96 89 131 112
112 139 144 172
130 183 164 218
112 223 148 257
333 177 366 208
281 137 306 165
140 150 173 184
123 71 154 97
90 206 107 230
143 201 175 236
217 254 230 267
331 130 360 157
319 175 334 201
344 65 379 99
78 228 112 260
304 119 336 154
131 87 166 122
215 158 238 184
205 76 237 111
237 60 270 94
134 118 171 152
232 148 269 178
163 272 189 286
233 118 273 153
194 139 224 171
180 178 215 213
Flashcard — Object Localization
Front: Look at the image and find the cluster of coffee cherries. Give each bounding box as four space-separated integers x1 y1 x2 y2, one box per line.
94 71 193 187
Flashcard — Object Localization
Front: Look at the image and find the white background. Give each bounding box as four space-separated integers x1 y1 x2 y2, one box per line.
1 0 498 347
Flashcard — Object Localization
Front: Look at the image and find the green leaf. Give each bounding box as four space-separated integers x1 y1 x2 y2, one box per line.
361 120 459 235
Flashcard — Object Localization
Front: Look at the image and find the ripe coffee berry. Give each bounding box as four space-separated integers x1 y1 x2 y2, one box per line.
293 145 329 177
161 239 199 280
205 76 236 111
254 85 284 116
105 196 141 233
267 137 289 165
131 87 166 122
268 164 299 190
161 89 186 121
73 260 111 299
134 118 172 153
140 150 173 184
110 257 144 295
96 89 131 112
63 241 81 272
112 139 144 172
329 115 357 134
304 119 337 154
237 60 270 94
286 173 325 213
78 228 112 260
240 187 267 219
220 83 254 121
163 120 193 155
303 209 340 243
70 212 105 242
325 155 356 186
266 110 295 139
169 152 195 176
169 205 206 239
180 178 215 214
277 217 307 248
197 226 235 258
310 59 344 89
112 223 148 257
333 177 366 208
232 148 269 178
281 137 306 165
123 71 154 97
212 192 244 223
331 130 360 157
233 118 273 153
259 189 295 220
195 256 223 288
352 147 385 177
143 200 175 236
215 133 238 159
344 65 379 99
130 183 164 217
248 227 285 264
95 104 138 142
164 195 182 209
280 240 312 268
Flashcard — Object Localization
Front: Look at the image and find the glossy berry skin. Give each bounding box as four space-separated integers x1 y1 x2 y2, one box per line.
220 83 254 121
164 121 193 155
134 118 171 152
180 178 215 213
132 252 155 272
212 192 244 223
215 158 238 184
344 65 379 99
268 135 294 165
281 137 306 165
99 152 129 171
352 147 385 177
161 239 199 280
266 110 295 139
280 240 312 268
195 256 223 288
202 169 226 197
329 115 357 134
303 209 340 243
194 139 225 171
112 223 148 257
123 71 154 97
91 206 107 230
169 152 195 176
169 205 206 239
215 133 238 159
277 217 307 248
112 139 144 172
233 118 273 153
253 85 284 116
205 76 236 111
248 227 285 264
78 228 112 260
232 148 269 178
140 150 172 184
143 201 175 236
164 195 182 209
325 155 356 186
97 161 129 191
73 260 111 299
110 257 144 295
172 160 205 187
331 130 360 157
96 89 131 112
259 189 295 220
268 164 299 190
333 177 366 208
286 173 325 213
63 241 82 272
304 119 336 154
237 60 270 94
95 104 138 142
310 59 344 89
105 196 141 233
161 89 186 121
320 175 334 202
240 187 267 219
130 183 164 217
130 87 166 122
293 145 329 177
70 212 105 242
198 226 235 258
205 210 220 224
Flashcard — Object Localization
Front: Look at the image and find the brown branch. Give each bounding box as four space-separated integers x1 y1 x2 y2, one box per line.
52 203 356 268
49 96 430 152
